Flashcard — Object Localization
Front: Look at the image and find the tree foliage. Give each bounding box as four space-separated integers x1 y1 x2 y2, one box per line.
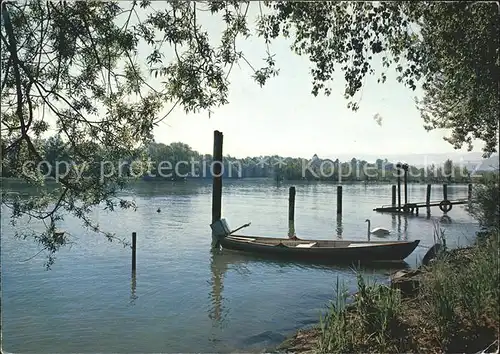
0 0 273 266
1 0 498 265
469 174 500 233
257 1 499 155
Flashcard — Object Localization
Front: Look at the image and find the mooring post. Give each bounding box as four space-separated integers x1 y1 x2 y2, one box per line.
391 185 396 206
337 185 343 214
396 163 402 211
211 131 224 241
443 183 448 201
426 184 431 215
468 183 472 200
403 163 409 206
131 232 137 272
288 186 296 222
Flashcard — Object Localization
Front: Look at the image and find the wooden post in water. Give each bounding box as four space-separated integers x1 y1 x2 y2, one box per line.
288 186 296 222
468 183 472 200
396 163 402 211
443 183 448 201
391 185 396 206
211 131 224 239
337 185 343 214
426 184 431 215
131 232 137 272
403 163 409 206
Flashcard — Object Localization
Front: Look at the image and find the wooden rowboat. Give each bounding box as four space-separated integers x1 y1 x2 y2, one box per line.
219 235 420 263
210 219 420 264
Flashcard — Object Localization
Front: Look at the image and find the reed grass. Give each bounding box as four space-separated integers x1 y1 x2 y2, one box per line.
318 277 351 353
318 273 403 353
317 231 499 353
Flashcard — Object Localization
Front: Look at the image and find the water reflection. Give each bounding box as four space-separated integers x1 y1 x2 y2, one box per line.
130 271 138 305
287 221 296 238
207 248 411 328
440 215 453 224
394 214 409 240
336 214 343 239
208 250 230 329
402 215 408 240
400 215 408 241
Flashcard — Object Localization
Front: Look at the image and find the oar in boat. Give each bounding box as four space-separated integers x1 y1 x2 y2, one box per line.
228 222 251 235
227 222 302 240
211 220 251 249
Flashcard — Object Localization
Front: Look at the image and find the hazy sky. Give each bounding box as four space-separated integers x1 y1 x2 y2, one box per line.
143 3 485 160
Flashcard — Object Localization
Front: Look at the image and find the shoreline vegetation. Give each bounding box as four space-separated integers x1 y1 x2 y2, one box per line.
1 138 497 183
274 237 499 353
272 181 500 354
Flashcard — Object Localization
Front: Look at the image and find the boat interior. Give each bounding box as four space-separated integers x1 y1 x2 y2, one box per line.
227 235 412 248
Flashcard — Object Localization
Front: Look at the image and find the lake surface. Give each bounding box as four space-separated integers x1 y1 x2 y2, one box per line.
1 179 478 353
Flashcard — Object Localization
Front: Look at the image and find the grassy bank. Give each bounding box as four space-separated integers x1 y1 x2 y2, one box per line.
276 231 499 353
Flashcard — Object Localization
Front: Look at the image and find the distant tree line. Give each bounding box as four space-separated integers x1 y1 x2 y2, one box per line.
2 135 492 183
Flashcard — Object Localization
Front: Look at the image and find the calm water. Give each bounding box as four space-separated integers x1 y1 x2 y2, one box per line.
1 180 478 353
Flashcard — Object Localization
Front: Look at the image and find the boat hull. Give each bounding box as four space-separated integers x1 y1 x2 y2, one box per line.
219 235 420 264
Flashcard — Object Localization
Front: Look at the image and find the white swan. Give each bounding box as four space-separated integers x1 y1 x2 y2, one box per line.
365 219 391 240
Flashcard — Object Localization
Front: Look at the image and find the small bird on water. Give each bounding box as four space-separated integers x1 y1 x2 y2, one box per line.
157 208 161 213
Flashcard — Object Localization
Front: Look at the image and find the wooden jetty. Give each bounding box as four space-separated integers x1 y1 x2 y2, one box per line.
374 181 473 215
374 198 470 214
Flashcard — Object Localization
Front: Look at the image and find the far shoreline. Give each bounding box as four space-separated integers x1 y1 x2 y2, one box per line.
0 176 483 185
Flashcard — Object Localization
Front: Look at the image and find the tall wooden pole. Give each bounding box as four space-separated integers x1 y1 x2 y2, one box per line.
403 163 409 206
396 163 402 211
337 185 343 214
131 232 137 272
288 186 296 222
211 131 223 245
426 184 432 215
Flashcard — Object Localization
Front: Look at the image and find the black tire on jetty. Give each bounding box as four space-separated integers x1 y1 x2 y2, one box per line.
439 200 453 213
